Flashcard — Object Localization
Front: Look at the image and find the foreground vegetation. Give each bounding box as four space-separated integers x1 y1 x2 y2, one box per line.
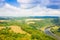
0 17 59 40
51 17 60 37
51 26 60 37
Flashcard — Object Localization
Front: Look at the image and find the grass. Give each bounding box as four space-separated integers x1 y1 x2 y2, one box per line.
0 18 57 40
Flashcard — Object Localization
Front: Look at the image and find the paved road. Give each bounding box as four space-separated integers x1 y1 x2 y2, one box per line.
44 27 60 40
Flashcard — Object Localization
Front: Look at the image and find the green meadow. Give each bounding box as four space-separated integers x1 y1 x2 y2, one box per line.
0 16 60 40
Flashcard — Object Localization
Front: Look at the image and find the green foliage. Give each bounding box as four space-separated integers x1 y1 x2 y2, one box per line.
19 23 56 40
51 27 60 37
0 18 57 40
0 27 30 40
58 28 60 32
51 18 60 26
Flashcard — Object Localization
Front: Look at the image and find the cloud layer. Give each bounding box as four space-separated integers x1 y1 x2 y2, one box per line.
0 0 60 17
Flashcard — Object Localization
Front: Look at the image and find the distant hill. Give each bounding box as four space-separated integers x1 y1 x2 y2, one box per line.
0 16 59 20
0 17 10 20
29 16 59 18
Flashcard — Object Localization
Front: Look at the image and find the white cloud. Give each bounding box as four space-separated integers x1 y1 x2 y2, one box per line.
17 0 31 3
0 2 60 17
17 0 37 3
17 0 38 9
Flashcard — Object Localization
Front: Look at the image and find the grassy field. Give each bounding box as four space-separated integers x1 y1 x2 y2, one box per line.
0 17 58 40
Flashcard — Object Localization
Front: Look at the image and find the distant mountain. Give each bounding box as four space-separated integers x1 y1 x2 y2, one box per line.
0 17 9 20
0 17 12 20
0 16 59 20
29 16 59 18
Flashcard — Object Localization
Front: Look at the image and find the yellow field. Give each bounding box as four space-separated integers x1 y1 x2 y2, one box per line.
0 27 5 30
0 26 31 36
10 26 26 34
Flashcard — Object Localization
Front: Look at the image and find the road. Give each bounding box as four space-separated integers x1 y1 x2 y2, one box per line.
44 27 60 40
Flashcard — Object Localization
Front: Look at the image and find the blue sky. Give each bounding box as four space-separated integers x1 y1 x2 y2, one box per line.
4 0 60 9
0 0 60 17
0 0 60 9
5 0 20 7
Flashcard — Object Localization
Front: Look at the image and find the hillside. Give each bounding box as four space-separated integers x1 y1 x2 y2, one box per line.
0 17 58 40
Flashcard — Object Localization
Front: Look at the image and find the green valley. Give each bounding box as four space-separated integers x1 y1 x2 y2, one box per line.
0 16 59 40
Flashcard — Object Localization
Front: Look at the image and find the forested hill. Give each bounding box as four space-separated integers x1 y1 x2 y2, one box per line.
0 16 59 20
29 16 59 18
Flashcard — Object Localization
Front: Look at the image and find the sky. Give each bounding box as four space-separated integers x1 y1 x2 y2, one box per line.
0 0 60 17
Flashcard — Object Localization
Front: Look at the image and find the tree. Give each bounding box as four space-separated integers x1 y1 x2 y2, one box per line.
58 28 60 32
51 18 60 26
